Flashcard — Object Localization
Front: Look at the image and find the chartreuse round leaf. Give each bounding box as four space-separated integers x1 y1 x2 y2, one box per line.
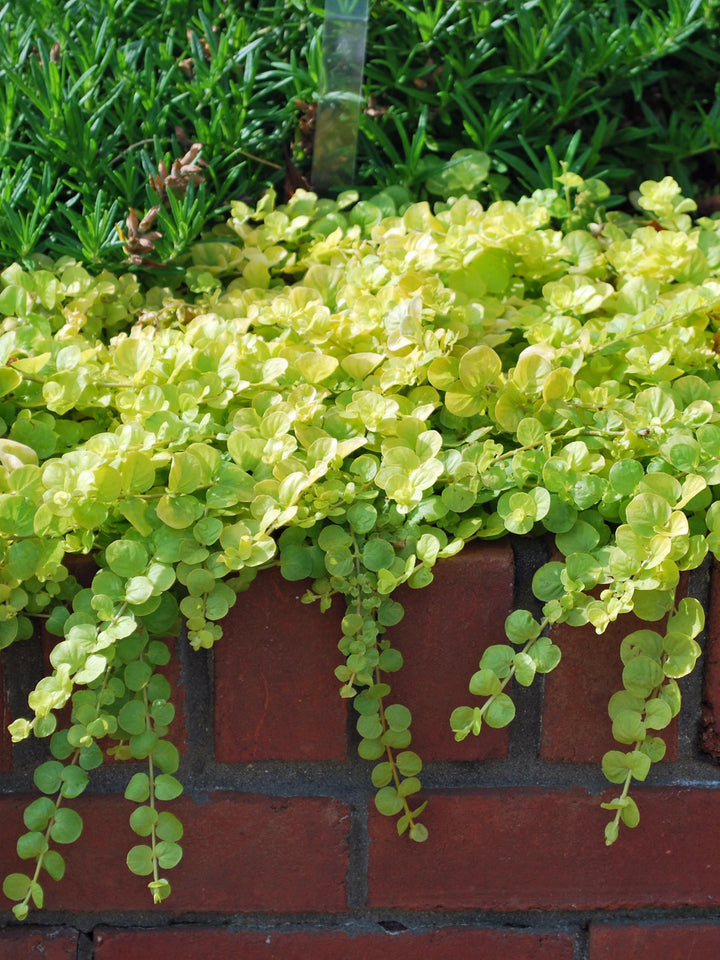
23 797 57 831
124 773 150 803
156 812 184 843
127 845 154 877
358 737 385 760
505 610 541 644
3 872 32 901
33 761 63 795
17 832 49 860
375 786 404 816
42 851 65 881
622 656 664 698
469 669 502 697
50 808 83 844
532 562 565 601
484 694 516 728
105 540 149 578
156 841 183 869
384 704 411 731
372 762 394 788
154 774 183 801
129 806 158 837
60 766 89 799
396 751 422 777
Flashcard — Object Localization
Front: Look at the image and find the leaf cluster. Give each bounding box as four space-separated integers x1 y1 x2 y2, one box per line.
4 171 720 912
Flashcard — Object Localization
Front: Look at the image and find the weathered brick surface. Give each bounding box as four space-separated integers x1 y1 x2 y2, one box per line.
388 541 514 761
0 927 78 958
214 567 347 762
702 561 720 756
0 792 349 914
94 925 575 959
368 787 720 910
589 921 720 958
0 653 11 773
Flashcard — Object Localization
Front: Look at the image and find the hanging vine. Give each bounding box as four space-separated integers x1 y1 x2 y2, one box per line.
1 170 719 915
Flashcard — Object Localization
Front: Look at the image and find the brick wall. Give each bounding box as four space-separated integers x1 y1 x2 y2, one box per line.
2 539 720 958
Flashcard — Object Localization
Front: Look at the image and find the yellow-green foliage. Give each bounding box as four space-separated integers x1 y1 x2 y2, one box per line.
2 173 720 915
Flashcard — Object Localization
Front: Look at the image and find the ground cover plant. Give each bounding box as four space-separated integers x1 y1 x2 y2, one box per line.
3 0 720 268
1 168 720 916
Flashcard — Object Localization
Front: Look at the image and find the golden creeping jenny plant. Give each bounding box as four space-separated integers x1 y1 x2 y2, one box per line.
2 172 720 915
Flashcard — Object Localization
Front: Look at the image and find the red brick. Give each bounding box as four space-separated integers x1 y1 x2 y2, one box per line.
214 567 347 761
702 561 720 756
0 928 78 959
0 792 349 914
589 921 720 958
368 786 720 910
0 653 11 772
541 604 681 764
388 541 514 761
94 925 575 960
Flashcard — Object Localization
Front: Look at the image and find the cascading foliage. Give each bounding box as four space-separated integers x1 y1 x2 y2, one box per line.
1 169 719 917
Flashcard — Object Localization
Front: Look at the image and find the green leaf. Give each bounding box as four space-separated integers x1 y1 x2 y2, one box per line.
105 539 149 578
372 762 394 788
23 797 57 831
154 774 183 801
384 704 412 731
152 739 180 774
513 652 536 687
3 872 32 901
60 766 89 799
358 737 385 760
625 493 672 538
622 656 664 698
156 812 184 842
118 700 147 736
396 751 422 776
468 668 502 697
504 610 541 644
357 716 384 740
125 772 151 803
33 761 63 795
17 831 49 860
663 632 701 678
398 776 421 797
527 638 561 673
484 693 516 728
156 840 183 869
479 644 514 677
644 698 672 730
381 728 412 749
363 538 396 572
375 786 404 816
532 562 566 601
50 808 83 844
42 850 65 881
125 660 153 692
126 844 155 877
378 647 403 672
129 805 158 838
611 710 646 744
